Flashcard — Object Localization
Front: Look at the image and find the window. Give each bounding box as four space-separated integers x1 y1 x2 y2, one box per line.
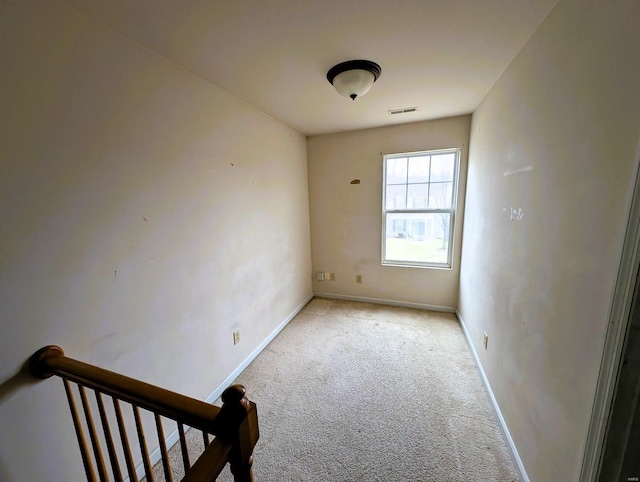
382 148 460 268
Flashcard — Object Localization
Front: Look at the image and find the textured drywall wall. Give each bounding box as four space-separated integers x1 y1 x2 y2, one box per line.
307 116 471 309
458 0 640 479
0 1 311 480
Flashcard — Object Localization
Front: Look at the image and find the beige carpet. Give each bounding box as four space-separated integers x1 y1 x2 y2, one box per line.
153 297 520 481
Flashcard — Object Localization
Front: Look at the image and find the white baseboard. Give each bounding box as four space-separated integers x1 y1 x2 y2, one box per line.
134 292 314 480
456 310 530 482
204 292 314 404
314 292 455 313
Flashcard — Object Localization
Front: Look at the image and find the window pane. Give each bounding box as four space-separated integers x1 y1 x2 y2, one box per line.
407 183 428 209
407 156 430 183
428 182 453 209
386 157 407 184
385 212 451 264
385 184 406 209
430 153 455 182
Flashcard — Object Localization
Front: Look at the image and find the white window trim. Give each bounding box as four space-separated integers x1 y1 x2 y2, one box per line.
381 148 460 269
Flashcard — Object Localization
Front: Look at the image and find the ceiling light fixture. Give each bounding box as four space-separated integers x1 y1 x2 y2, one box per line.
326 60 382 101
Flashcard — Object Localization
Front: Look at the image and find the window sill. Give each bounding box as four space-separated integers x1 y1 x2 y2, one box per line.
381 261 453 270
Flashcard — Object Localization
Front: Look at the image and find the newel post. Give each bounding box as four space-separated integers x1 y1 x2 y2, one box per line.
217 384 259 482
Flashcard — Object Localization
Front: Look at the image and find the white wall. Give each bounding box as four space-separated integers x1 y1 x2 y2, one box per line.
307 116 471 310
458 0 640 479
0 1 311 480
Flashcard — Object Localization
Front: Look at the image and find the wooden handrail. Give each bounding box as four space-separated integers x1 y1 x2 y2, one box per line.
29 345 259 481
182 439 232 481
30 346 222 432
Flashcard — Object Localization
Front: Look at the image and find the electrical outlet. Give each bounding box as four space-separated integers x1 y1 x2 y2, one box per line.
483 332 488 350
356 274 362 284
324 272 330 280
330 272 335 281
233 330 240 345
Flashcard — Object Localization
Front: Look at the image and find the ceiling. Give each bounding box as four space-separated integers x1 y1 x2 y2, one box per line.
64 0 558 136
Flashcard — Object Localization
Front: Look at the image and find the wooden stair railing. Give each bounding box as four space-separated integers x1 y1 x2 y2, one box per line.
29 346 259 482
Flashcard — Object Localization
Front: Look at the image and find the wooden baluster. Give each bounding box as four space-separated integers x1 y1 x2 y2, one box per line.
216 385 259 482
31 346 257 481
95 391 123 482
112 398 137 481
78 385 109 482
133 405 154 482
154 414 173 482
177 422 191 472
63 379 98 482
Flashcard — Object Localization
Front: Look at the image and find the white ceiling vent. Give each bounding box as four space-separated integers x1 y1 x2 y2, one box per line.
388 107 419 115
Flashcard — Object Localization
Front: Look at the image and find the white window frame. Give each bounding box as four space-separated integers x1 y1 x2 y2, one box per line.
381 148 460 269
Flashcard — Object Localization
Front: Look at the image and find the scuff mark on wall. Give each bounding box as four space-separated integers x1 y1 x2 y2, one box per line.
503 165 533 177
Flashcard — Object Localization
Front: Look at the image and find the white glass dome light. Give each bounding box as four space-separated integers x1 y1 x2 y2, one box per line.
327 60 382 101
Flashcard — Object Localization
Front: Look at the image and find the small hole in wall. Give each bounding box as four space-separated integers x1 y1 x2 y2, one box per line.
350 179 360 184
